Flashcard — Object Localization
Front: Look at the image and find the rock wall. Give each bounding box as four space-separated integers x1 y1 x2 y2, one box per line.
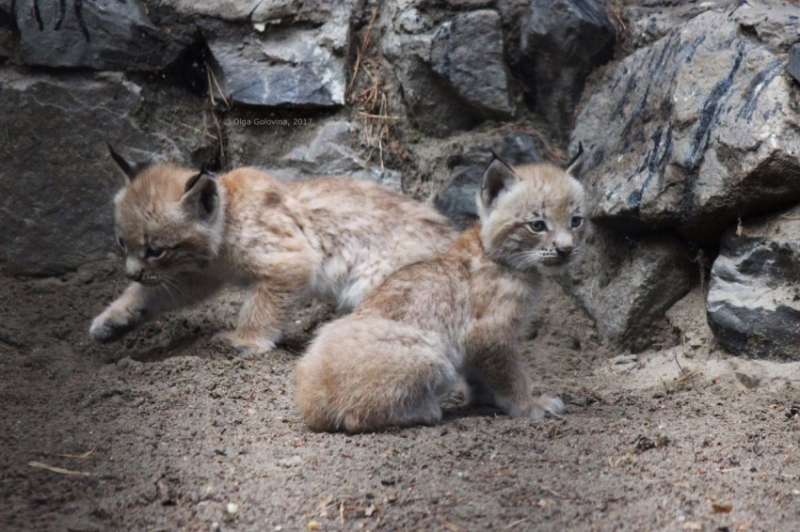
2 0 800 357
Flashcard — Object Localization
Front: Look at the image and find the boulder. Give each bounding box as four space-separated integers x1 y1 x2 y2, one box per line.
573 10 800 245
157 0 350 24
731 2 800 53
202 1 353 108
278 120 402 191
226 118 401 190
429 10 513 119
519 0 615 137
382 8 512 136
14 0 189 70
0 70 213 276
564 228 695 351
623 0 722 49
707 205 800 360
434 133 541 228
206 26 347 108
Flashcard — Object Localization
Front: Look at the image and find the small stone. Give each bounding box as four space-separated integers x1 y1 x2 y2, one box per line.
226 503 240 515
277 455 304 468
610 354 638 365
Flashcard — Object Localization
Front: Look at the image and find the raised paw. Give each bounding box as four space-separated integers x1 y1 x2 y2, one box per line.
89 310 135 344
212 331 277 357
529 394 565 419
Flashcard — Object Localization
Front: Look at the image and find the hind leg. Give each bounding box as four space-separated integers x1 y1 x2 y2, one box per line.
296 317 460 433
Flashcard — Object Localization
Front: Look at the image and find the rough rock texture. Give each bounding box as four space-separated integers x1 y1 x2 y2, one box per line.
564 228 695 351
623 0 723 49
158 0 353 24
382 6 512 136
14 0 189 70
707 206 800 360
199 1 354 108
434 133 541 228
519 0 614 136
573 9 800 244
0 70 210 276
429 10 512 119
732 2 800 53
206 28 347 108
275 120 402 191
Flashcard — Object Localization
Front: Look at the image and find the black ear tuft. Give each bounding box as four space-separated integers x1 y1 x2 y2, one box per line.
565 142 585 177
184 172 203 193
107 143 150 182
182 172 218 221
481 157 519 210
185 169 218 193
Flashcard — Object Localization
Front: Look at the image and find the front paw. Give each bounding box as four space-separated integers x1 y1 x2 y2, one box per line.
89 310 135 344
529 394 565 419
212 331 277 356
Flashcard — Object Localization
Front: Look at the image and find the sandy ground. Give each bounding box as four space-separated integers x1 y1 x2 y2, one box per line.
2 260 800 532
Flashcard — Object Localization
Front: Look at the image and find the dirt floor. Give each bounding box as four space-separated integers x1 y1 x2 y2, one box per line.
2 260 800 532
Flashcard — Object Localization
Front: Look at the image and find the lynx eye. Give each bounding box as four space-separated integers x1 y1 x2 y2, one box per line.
117 237 126 250
145 246 166 260
527 220 548 233
571 216 584 229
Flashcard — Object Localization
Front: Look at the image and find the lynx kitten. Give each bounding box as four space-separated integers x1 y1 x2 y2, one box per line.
89 146 457 354
295 150 586 432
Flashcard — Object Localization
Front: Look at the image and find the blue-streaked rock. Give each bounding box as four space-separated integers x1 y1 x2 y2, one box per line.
707 205 800 360
571 10 800 244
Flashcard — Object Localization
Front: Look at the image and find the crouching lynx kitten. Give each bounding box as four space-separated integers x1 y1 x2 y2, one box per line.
295 151 586 432
89 146 457 354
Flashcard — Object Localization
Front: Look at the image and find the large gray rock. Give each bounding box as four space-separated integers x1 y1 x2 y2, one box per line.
278 120 402 191
227 118 401 190
623 0 722 49
203 1 353 108
429 10 513 119
707 206 800 360
206 26 347 108
565 228 695 351
731 2 800 53
434 133 541 228
573 10 800 244
519 0 615 137
381 7 513 136
158 0 351 24
0 70 212 276
14 0 189 70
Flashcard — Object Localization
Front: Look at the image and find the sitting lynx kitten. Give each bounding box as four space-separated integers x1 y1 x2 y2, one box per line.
89 146 457 354
295 150 586 432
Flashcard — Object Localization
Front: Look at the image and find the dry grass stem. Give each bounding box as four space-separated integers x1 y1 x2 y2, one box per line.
29 461 96 477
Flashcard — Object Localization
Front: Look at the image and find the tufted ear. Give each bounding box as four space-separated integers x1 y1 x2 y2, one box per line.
181 171 218 221
107 143 151 182
565 142 585 177
480 153 519 213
